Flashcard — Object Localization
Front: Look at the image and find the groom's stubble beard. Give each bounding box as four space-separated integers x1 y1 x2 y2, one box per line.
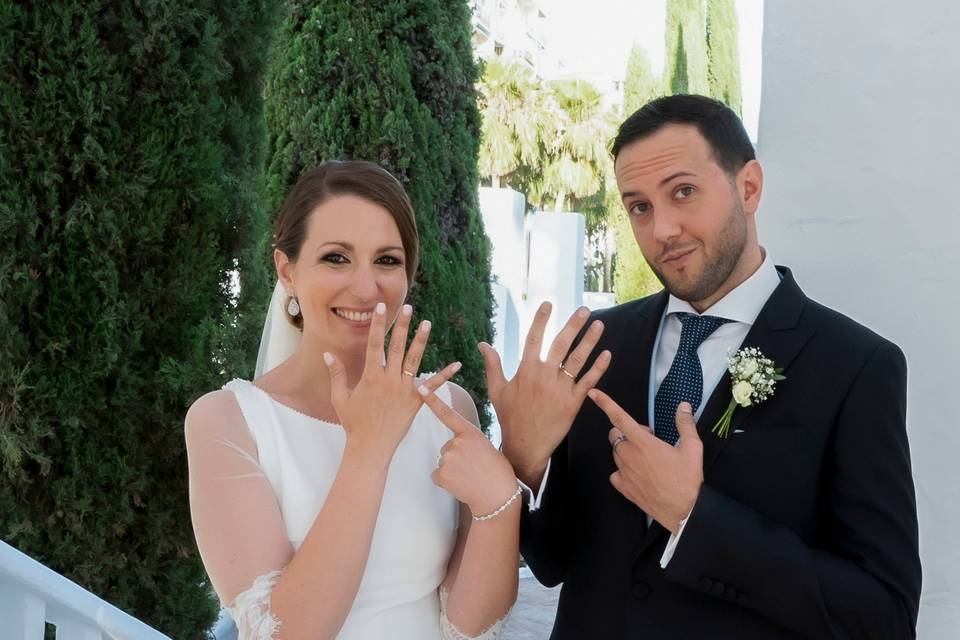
648 194 748 304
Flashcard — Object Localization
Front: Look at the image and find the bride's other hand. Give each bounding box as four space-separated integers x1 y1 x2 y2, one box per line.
421 388 518 517
324 302 459 460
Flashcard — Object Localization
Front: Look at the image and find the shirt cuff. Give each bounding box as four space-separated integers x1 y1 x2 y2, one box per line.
516 459 551 512
659 507 693 568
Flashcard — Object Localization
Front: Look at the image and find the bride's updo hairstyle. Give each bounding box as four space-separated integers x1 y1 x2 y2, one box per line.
272 160 420 329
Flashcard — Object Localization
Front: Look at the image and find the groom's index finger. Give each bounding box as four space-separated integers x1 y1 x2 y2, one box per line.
588 388 651 440
522 301 553 361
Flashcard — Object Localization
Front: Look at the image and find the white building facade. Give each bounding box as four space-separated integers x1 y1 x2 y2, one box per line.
758 2 959 637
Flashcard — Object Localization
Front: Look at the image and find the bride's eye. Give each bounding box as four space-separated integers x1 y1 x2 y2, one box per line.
322 253 349 264
376 255 403 266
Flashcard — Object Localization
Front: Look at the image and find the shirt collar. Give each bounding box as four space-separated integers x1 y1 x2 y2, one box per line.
665 248 780 326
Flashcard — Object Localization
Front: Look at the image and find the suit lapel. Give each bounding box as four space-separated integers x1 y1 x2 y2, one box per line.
600 291 667 543
634 267 814 558
698 267 814 471
606 290 668 428
621 291 673 556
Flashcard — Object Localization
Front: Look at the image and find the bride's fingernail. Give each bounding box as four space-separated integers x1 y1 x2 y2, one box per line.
420 320 432 332
450 362 462 374
418 385 430 396
376 302 386 315
323 352 334 366
402 304 412 316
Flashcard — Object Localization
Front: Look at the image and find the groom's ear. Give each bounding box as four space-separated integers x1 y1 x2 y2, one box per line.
274 248 295 291
737 159 764 216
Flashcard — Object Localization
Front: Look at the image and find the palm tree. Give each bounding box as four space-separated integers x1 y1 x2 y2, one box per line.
539 79 610 214
476 59 549 188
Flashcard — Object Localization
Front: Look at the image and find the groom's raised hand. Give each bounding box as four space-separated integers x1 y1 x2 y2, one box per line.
479 302 610 489
590 392 704 535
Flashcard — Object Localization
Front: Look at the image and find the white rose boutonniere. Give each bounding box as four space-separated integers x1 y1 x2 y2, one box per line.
712 347 786 438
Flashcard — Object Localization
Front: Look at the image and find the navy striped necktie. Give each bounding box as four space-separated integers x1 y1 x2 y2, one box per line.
653 312 732 445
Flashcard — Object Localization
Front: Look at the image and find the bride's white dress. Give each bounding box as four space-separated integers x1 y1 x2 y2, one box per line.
186 378 508 639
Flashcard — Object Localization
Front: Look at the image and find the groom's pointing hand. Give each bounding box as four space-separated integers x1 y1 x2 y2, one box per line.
590 391 704 535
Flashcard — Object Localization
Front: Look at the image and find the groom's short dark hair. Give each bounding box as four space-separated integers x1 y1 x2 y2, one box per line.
612 94 755 177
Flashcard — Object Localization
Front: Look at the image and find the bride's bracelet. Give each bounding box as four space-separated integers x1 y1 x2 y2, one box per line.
471 483 523 522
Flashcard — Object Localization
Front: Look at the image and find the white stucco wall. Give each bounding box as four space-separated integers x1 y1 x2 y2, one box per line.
758 3 960 637
526 211 586 355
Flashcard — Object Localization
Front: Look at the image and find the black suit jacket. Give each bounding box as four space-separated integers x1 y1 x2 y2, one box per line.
520 267 921 639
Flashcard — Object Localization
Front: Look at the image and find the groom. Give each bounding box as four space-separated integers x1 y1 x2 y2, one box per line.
482 95 921 638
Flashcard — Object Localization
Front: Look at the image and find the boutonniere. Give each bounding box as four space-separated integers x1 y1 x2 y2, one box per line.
712 347 786 438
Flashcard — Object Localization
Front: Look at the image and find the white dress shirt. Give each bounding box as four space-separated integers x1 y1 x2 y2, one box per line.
520 249 782 568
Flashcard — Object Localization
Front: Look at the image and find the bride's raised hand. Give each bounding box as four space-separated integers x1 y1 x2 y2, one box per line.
323 302 460 460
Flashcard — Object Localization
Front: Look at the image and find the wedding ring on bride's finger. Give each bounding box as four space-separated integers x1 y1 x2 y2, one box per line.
402 369 416 377
559 364 576 380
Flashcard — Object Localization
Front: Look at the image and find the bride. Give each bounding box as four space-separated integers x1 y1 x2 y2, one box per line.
185 160 520 639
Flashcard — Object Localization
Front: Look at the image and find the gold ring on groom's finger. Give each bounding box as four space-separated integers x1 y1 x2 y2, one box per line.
612 434 627 450
403 369 416 377
559 365 576 380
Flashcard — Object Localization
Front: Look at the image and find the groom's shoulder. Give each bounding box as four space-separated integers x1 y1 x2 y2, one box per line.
800 293 905 366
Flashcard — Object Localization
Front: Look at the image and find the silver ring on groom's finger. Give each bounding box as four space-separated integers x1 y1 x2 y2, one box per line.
559 365 576 380
612 434 627 450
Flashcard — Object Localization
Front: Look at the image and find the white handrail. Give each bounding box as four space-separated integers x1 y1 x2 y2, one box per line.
0 540 171 640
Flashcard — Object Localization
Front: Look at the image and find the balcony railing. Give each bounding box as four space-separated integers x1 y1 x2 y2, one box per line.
0 540 171 640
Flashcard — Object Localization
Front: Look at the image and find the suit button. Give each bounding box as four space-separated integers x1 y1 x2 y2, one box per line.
711 581 726 597
737 593 749 606
700 577 713 590
632 581 652 600
725 586 737 600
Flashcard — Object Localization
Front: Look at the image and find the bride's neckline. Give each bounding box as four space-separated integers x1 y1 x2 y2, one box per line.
241 379 343 429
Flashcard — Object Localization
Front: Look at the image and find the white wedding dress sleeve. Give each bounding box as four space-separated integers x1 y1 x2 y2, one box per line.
185 390 293 639
439 586 511 640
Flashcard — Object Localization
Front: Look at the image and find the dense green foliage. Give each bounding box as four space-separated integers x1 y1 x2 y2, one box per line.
665 0 709 95
477 58 544 187
613 44 663 302
262 0 494 425
0 1 276 636
706 0 743 114
622 45 662 116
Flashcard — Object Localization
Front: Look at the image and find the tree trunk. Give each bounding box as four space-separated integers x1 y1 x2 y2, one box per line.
603 225 615 292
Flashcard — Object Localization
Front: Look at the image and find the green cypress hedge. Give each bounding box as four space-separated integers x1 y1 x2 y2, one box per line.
613 44 662 303
0 1 276 636
665 0 709 95
706 0 743 114
262 0 494 426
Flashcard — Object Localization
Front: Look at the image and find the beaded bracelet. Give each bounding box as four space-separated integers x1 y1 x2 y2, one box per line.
471 483 523 522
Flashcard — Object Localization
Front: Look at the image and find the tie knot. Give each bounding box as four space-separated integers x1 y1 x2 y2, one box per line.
675 312 731 353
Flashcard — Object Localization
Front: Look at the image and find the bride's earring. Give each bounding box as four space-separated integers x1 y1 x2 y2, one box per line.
287 293 301 317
